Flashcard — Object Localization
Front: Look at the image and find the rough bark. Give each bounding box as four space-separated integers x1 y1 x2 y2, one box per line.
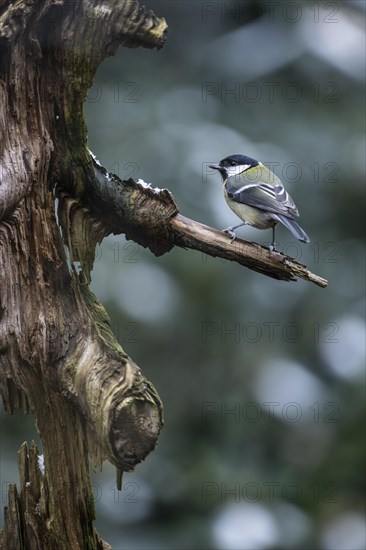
0 1 167 548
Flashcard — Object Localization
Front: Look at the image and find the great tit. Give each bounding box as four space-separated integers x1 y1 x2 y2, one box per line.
209 154 310 249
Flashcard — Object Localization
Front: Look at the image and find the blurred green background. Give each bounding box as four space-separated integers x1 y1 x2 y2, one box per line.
1 1 365 549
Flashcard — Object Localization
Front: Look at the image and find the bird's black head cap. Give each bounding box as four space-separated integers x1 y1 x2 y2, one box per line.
219 154 259 168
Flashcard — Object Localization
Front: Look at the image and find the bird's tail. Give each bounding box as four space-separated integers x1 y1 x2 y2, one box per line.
273 214 310 243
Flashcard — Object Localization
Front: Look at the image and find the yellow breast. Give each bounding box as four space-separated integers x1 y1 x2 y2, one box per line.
223 187 276 229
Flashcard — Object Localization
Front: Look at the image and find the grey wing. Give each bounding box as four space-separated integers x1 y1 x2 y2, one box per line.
226 179 299 219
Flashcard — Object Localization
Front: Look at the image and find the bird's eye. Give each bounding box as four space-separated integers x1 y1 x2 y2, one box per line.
230 161 236 166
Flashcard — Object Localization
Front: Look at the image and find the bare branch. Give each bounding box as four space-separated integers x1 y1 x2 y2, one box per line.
81 161 327 288
171 215 328 288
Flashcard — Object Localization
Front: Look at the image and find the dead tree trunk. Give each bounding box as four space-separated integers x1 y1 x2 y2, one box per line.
0 1 167 548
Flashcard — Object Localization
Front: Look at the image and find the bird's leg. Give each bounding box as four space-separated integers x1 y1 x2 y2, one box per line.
269 226 277 253
222 222 246 242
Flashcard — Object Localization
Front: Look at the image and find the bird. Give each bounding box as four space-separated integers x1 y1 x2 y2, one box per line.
209 154 310 250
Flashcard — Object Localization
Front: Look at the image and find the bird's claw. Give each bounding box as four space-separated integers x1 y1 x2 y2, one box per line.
269 242 277 253
223 227 237 242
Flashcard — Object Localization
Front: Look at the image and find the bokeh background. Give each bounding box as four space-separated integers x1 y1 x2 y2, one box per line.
1 1 365 548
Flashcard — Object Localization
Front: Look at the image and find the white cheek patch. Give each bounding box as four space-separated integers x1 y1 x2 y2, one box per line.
225 164 251 177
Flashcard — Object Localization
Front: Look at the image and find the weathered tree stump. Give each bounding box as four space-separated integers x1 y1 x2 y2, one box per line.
0 1 167 547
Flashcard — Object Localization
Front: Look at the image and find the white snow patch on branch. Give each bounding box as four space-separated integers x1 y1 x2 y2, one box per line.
137 178 163 193
89 149 102 167
38 454 45 475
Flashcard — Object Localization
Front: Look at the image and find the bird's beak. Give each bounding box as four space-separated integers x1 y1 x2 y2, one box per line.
209 163 221 170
